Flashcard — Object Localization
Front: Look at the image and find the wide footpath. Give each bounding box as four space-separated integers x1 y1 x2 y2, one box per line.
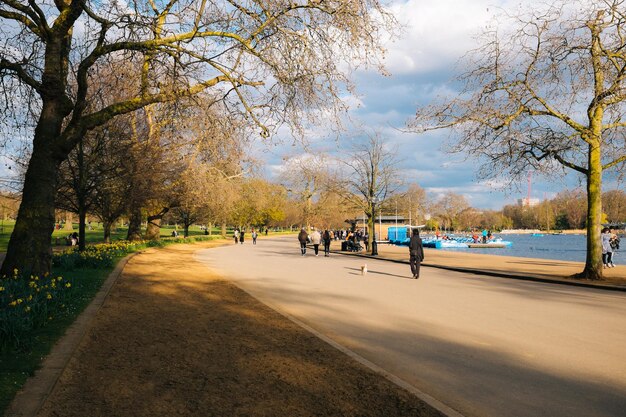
6 238 625 417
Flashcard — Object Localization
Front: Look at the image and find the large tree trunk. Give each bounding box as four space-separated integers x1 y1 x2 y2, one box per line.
64 211 73 230
577 143 603 280
78 208 87 251
221 223 227 238
127 208 143 241
1 142 61 277
145 207 169 240
103 220 112 244
145 217 161 240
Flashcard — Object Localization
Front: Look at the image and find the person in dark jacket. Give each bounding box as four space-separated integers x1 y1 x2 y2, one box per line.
322 229 332 257
409 228 424 279
298 228 309 256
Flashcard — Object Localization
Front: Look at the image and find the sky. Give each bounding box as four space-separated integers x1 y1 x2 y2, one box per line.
262 0 615 210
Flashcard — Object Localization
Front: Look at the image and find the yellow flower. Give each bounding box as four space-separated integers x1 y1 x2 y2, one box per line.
0 286 4 292
13 268 18 276
9 301 16 307
17 298 23 304
65 282 72 288
46 293 52 300
25 306 31 312
27 295 33 301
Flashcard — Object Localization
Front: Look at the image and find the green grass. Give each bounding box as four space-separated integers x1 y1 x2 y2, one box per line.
0 221 227 252
0 265 111 413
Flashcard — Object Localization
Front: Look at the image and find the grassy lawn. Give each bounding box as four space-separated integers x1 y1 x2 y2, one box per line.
0 221 227 252
0 265 112 413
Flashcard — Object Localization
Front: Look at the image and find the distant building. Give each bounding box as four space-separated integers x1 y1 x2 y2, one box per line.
346 215 406 240
517 198 540 207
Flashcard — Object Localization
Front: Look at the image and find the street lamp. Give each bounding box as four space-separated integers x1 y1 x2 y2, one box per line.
371 197 378 256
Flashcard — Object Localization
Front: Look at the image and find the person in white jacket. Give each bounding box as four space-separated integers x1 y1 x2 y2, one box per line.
310 228 322 256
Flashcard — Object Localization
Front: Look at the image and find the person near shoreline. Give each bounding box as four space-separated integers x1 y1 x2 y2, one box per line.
408 228 424 279
609 231 620 265
601 227 614 268
298 228 309 256
310 228 322 256
323 229 331 256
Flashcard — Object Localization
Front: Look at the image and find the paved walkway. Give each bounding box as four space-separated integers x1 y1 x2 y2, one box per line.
6 236 625 417
199 237 626 417
7 242 443 417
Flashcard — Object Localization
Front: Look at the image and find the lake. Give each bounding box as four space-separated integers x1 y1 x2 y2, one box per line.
427 233 591 263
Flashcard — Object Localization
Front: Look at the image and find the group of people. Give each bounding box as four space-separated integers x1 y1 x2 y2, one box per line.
297 228 333 257
234 228 259 245
296 226 425 279
601 228 620 268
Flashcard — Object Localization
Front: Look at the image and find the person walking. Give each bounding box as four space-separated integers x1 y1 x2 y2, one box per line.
409 228 424 279
234 229 240 244
602 227 614 268
240 229 245 244
310 227 322 256
609 230 620 266
363 230 369 252
252 229 258 245
323 229 331 257
298 228 309 256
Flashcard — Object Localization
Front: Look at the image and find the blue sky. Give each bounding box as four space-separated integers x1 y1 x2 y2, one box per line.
264 0 615 210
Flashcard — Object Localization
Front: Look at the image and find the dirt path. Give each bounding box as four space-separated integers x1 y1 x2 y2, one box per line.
35 242 442 417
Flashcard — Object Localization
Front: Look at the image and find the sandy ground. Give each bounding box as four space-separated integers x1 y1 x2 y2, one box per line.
34 242 443 417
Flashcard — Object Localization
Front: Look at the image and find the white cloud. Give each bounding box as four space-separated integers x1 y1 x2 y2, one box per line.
383 0 494 76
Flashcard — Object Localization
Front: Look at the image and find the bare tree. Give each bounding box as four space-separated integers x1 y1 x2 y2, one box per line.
412 0 626 279
431 192 470 232
385 183 428 225
0 0 394 276
279 154 333 229
339 133 402 255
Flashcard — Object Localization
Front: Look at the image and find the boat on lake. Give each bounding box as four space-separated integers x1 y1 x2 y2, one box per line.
387 226 512 249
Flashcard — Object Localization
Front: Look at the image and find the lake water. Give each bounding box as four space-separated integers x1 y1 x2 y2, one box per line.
427 234 591 263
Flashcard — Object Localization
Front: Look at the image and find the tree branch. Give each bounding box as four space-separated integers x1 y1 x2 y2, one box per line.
0 58 42 91
603 154 626 170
